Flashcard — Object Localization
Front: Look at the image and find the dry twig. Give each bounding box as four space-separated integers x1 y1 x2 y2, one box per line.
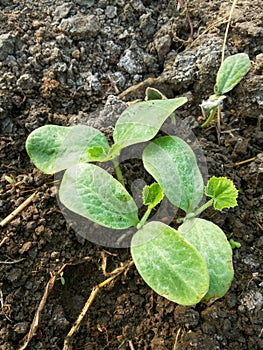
173 327 183 350
177 0 193 41
0 258 25 264
0 237 9 248
221 0 239 63
63 260 134 350
0 191 37 227
19 264 67 350
128 340 135 350
0 287 12 322
234 157 256 166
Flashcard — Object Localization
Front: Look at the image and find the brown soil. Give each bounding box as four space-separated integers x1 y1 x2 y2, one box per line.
0 0 262 349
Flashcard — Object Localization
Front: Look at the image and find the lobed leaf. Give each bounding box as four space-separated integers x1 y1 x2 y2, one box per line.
26 125 110 174
215 53 251 95
178 218 234 303
142 136 204 213
142 183 164 209
86 146 107 161
131 221 209 305
59 163 139 229
113 97 187 148
205 176 238 210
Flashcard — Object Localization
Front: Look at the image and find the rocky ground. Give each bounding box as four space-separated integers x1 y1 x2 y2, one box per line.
0 0 262 349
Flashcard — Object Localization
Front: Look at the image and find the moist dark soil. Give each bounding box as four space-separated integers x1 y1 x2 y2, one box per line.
0 0 263 349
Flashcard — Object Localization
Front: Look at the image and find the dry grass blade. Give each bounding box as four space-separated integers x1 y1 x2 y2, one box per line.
221 0 239 63
63 260 134 350
0 191 37 227
173 327 183 349
128 340 135 350
234 157 256 166
19 264 67 350
0 258 25 264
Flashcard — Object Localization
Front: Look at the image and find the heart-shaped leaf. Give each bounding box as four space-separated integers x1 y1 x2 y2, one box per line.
131 221 209 305
59 163 139 229
215 53 251 95
143 136 204 213
113 97 187 148
26 125 110 174
178 218 234 303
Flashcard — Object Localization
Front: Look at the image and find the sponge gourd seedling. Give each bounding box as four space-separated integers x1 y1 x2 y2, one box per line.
201 53 251 128
26 92 238 305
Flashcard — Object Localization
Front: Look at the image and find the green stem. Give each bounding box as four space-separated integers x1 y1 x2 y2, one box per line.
170 113 176 125
112 157 124 186
201 107 217 128
137 206 152 230
185 199 214 220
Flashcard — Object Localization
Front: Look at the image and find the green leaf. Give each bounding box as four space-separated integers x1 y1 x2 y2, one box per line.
113 97 187 148
145 87 167 100
215 53 251 95
178 218 234 303
142 183 164 209
131 221 209 305
229 238 241 249
4 175 15 185
59 163 139 229
26 125 110 174
205 176 238 211
87 146 107 161
142 136 204 213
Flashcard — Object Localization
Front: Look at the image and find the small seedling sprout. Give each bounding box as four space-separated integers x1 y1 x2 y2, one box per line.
229 239 241 249
201 53 251 128
5 175 15 186
57 272 65 286
4 175 23 187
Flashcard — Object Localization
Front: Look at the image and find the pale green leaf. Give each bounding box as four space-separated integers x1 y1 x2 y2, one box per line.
215 53 251 95
142 183 164 209
26 125 110 174
59 163 139 229
113 97 187 148
104 143 122 161
142 136 204 213
178 218 234 303
4 175 15 185
131 221 209 305
205 176 238 210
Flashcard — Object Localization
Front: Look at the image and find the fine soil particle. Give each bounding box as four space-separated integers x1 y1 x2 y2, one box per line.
0 0 262 349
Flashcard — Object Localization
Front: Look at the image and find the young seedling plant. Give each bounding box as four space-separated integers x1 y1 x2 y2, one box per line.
26 92 238 306
201 53 251 127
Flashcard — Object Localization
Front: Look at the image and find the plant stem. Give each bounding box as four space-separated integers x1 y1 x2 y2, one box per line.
137 206 152 229
185 199 214 220
112 157 124 185
170 114 176 125
201 106 217 128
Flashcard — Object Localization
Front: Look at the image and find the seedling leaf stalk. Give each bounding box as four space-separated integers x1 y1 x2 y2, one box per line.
26 91 238 306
